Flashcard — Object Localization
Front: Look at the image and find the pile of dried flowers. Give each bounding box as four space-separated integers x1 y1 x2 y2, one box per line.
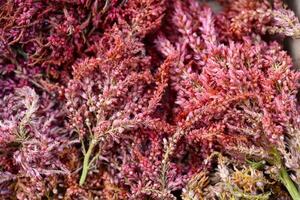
1 0 300 199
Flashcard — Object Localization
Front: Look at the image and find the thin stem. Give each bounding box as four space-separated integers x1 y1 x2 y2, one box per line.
79 138 97 186
271 148 300 200
279 166 300 200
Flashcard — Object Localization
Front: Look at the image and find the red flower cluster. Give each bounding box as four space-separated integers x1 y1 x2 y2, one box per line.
1 0 300 199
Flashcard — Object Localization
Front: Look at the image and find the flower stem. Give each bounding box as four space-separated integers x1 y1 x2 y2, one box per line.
279 166 300 200
271 148 300 200
79 138 97 186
